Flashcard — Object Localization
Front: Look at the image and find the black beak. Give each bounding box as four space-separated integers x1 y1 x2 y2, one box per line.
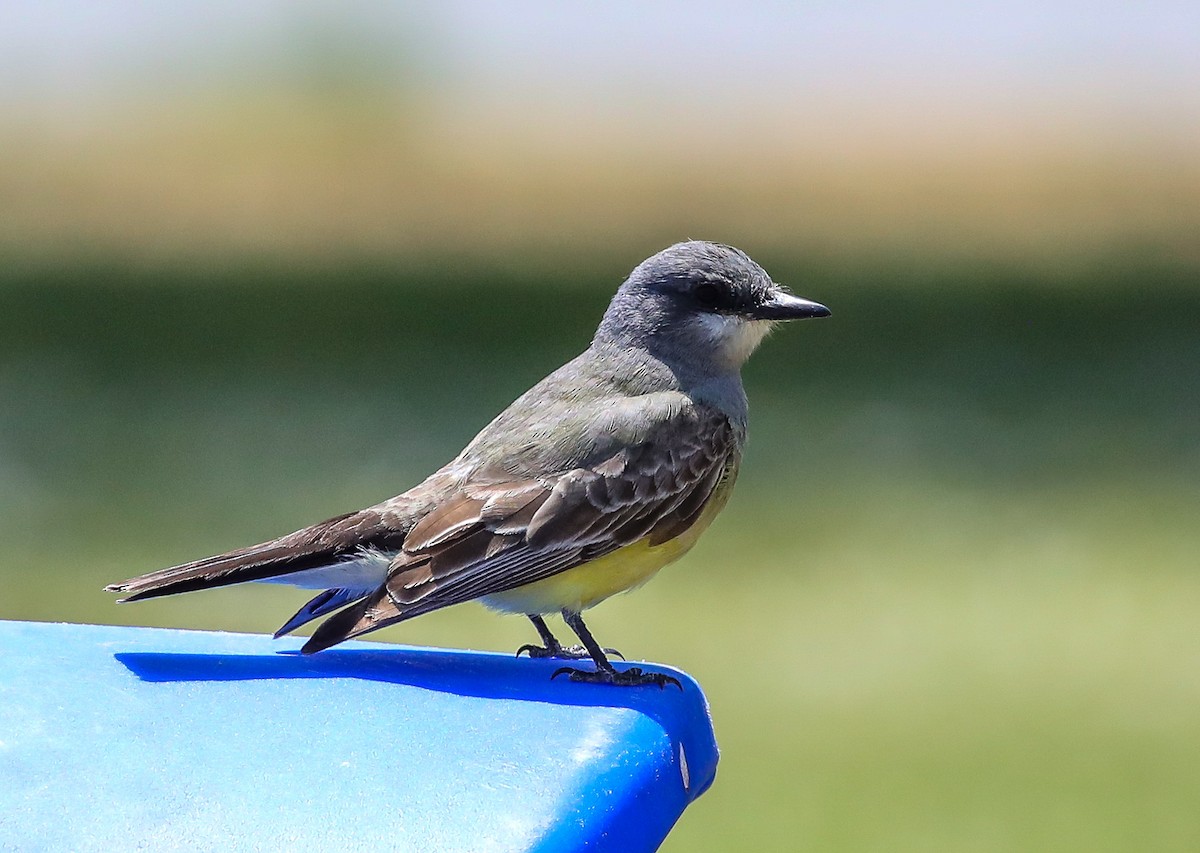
746 292 831 321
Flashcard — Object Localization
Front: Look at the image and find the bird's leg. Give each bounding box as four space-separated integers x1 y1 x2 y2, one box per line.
515 615 571 659
551 610 679 689
516 614 624 661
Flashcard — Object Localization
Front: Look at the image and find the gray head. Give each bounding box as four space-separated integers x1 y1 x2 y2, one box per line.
594 241 830 376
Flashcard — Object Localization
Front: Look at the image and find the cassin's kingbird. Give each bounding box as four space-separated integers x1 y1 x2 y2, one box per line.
107 241 830 687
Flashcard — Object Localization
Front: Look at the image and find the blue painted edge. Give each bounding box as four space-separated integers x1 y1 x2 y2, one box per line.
0 620 719 851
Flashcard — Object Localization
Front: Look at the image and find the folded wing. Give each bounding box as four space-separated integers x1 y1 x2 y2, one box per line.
302 403 738 652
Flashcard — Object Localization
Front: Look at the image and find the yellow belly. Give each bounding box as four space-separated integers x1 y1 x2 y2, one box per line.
482 470 736 615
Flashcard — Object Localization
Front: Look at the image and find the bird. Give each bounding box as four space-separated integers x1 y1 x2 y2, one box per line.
107 241 830 687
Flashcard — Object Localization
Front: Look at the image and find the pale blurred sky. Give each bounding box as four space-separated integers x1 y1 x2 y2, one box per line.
2 1 1196 128
2 2 1195 262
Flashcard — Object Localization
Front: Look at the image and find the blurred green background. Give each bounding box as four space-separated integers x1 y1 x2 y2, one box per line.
3 3 1199 851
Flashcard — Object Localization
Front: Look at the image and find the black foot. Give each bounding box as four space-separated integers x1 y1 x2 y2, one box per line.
516 644 625 661
550 665 681 690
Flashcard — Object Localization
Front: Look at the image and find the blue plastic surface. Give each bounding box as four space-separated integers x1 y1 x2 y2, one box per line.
0 620 717 852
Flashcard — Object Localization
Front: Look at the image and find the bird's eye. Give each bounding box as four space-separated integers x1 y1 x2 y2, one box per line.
694 283 722 307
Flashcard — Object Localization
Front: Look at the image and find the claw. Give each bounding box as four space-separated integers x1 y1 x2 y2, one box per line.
515 643 603 661
550 665 682 689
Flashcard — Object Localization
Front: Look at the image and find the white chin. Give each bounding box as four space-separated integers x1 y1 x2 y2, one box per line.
697 314 775 366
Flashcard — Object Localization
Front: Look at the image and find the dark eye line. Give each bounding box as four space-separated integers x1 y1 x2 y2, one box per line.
694 283 721 305
694 282 744 314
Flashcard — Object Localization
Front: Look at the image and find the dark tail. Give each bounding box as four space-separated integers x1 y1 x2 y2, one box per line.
105 541 351 602
105 508 401 602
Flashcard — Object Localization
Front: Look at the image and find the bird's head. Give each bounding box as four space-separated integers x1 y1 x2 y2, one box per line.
595 241 830 376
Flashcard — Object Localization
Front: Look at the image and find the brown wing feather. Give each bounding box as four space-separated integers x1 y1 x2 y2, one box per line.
404 494 486 550
303 404 739 652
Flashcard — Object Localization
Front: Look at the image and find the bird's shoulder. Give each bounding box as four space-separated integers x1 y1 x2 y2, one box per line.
459 348 740 471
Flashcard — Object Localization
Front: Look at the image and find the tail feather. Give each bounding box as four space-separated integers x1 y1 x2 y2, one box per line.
105 508 403 602
105 543 350 601
273 588 370 639
300 596 380 654
300 586 419 654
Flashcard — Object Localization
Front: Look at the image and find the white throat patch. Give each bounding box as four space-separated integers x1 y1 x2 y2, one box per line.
695 313 776 368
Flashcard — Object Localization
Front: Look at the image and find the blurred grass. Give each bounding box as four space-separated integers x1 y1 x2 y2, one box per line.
2 256 1199 850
